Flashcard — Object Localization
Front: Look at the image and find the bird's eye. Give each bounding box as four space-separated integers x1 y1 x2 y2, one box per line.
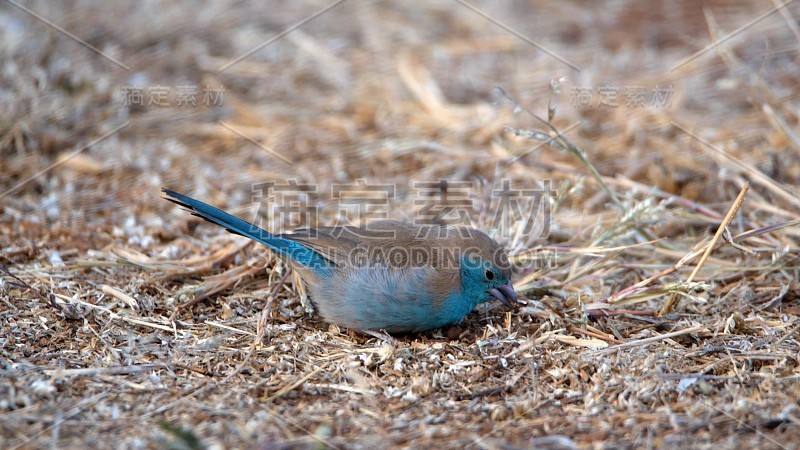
485 270 494 280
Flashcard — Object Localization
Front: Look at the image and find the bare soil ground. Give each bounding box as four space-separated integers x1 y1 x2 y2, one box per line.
2 1 800 449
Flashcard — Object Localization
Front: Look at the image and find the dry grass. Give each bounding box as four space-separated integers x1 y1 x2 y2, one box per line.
2 1 800 448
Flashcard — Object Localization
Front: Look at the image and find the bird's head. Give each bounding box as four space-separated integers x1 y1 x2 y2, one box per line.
457 231 517 308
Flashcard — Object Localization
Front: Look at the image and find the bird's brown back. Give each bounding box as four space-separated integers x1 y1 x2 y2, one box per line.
280 220 510 276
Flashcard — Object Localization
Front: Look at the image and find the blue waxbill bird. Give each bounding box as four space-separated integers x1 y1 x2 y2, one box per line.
163 189 517 333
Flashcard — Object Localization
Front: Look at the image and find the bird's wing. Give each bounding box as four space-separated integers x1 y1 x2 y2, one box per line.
282 220 477 271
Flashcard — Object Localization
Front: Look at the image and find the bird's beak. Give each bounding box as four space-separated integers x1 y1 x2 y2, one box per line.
488 282 518 309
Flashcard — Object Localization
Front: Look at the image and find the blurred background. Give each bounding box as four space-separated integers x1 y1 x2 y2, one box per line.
3 1 798 244
2 1 799 448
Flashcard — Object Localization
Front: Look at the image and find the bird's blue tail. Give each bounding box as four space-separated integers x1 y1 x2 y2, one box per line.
163 189 330 269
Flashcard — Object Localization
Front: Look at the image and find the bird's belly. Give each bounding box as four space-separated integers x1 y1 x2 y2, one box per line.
309 267 472 333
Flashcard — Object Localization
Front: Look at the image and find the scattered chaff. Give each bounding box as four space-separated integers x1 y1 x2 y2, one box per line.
660 183 749 315
589 325 707 356
3 2 800 449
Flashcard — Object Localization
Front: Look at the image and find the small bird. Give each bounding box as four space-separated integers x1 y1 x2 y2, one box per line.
163 189 517 333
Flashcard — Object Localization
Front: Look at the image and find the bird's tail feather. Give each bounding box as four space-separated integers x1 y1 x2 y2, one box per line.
162 189 330 269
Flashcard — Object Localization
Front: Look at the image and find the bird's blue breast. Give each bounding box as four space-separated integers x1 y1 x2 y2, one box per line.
309 266 472 333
